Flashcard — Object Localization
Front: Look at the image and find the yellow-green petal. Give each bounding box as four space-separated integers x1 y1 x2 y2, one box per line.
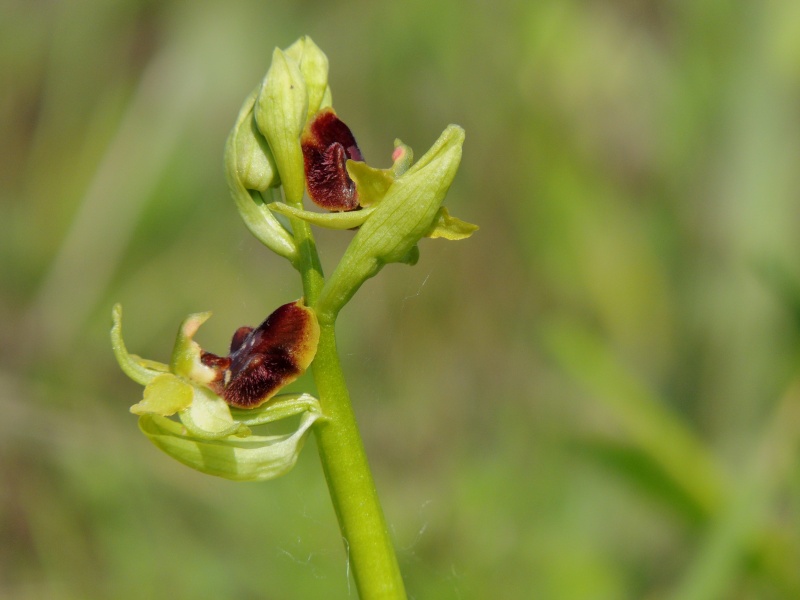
426 207 479 240
346 161 394 208
132 373 193 416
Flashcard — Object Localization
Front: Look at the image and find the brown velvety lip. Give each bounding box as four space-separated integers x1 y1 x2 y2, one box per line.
302 108 364 212
201 301 320 409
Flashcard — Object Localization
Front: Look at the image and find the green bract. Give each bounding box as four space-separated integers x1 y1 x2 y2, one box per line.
111 304 322 480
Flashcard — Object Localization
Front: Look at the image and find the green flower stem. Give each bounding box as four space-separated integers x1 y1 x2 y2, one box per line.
312 323 406 598
290 208 406 598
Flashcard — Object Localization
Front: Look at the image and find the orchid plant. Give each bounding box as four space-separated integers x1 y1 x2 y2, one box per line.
112 36 475 599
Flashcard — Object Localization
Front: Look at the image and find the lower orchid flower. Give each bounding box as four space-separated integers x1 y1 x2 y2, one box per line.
111 301 322 481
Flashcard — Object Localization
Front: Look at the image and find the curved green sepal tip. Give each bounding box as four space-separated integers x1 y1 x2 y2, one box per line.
111 304 169 386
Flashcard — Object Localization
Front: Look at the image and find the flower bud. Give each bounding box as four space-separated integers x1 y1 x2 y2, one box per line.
256 48 308 205
284 36 330 121
225 89 297 260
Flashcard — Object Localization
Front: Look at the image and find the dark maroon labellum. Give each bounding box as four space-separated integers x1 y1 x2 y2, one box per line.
201 301 320 409
302 108 364 212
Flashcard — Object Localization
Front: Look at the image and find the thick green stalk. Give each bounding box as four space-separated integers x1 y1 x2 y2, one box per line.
312 323 406 598
290 213 406 598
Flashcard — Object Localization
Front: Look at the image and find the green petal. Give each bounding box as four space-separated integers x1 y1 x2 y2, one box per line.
269 201 374 230
425 207 479 240
111 304 169 386
138 410 320 481
346 161 394 208
132 374 193 416
229 392 322 426
170 311 218 384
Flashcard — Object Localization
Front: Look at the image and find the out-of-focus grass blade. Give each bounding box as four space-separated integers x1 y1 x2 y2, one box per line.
542 319 726 518
668 383 800 600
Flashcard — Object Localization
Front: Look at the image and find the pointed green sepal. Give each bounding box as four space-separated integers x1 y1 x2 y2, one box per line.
111 304 169 386
256 48 308 205
426 207 479 240
269 201 374 230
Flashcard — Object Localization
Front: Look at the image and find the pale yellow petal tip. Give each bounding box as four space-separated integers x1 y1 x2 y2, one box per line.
131 374 193 416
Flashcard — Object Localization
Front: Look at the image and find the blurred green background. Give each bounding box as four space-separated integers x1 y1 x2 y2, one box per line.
3 0 800 598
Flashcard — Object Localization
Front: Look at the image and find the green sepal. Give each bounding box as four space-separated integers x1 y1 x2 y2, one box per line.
138 394 323 481
320 85 332 110
257 48 308 205
426 207 479 240
111 304 169 386
269 202 375 230
284 36 329 122
225 89 297 261
131 373 193 416
316 125 465 322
